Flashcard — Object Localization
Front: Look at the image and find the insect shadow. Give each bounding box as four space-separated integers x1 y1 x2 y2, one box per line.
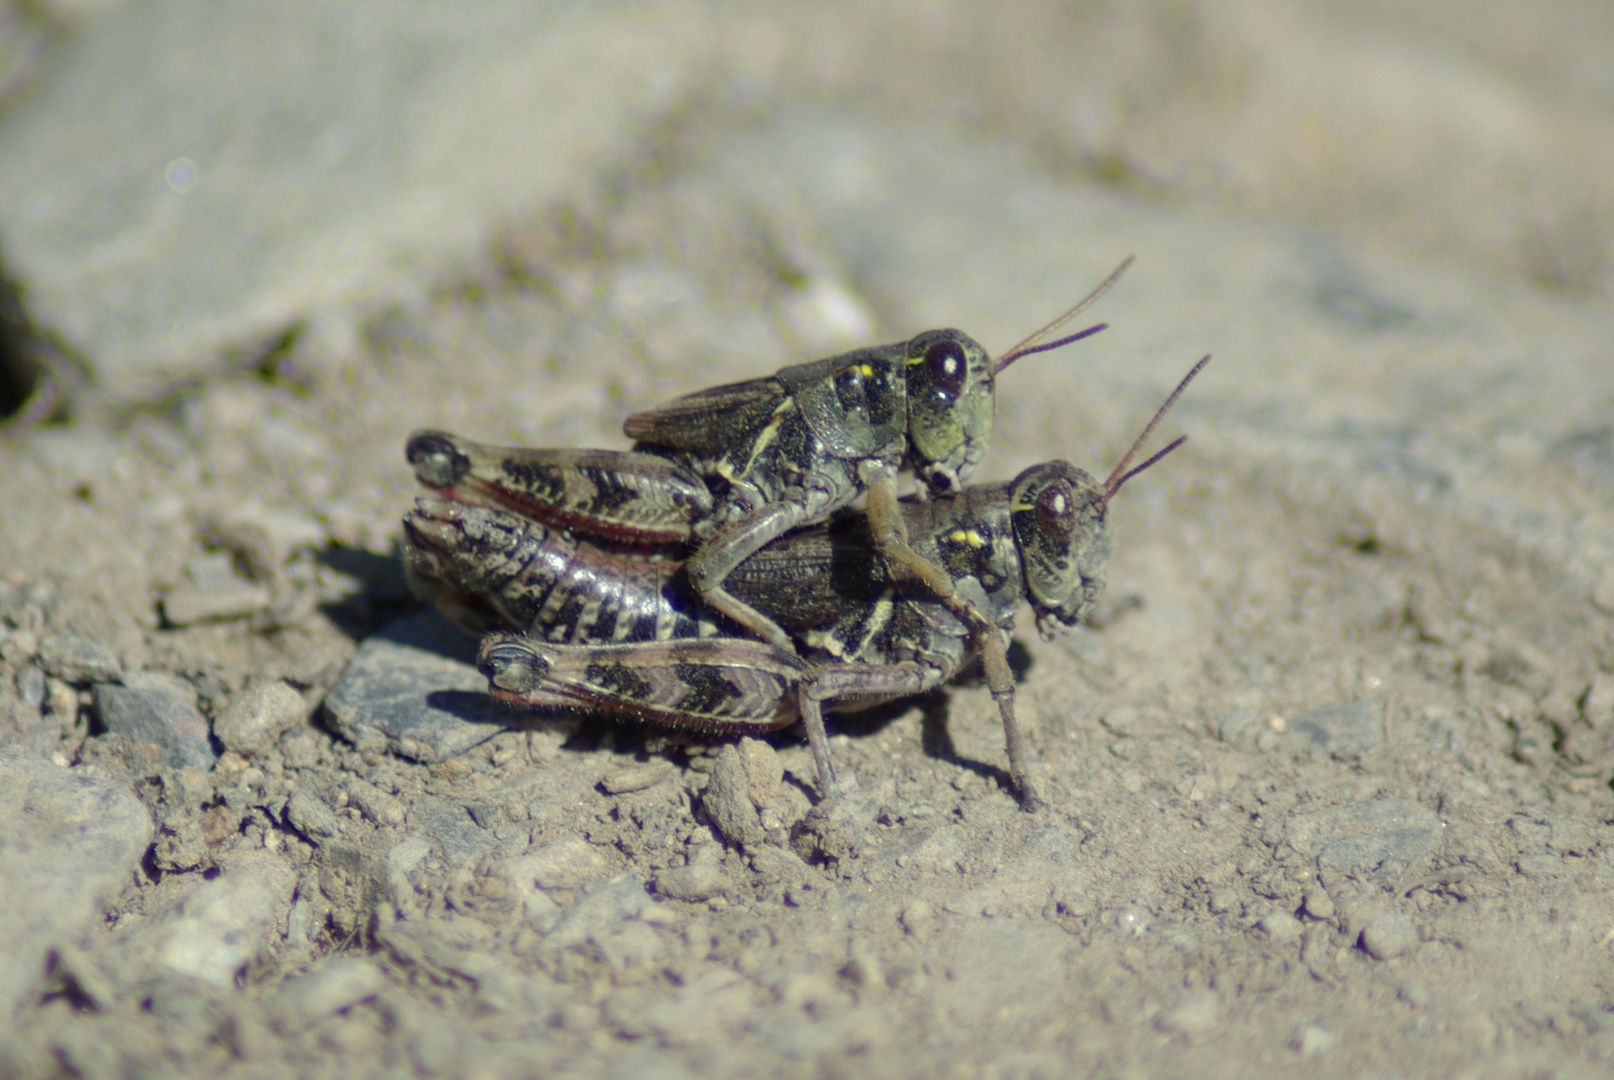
315 544 419 642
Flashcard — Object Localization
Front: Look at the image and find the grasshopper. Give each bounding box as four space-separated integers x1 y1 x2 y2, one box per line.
406 260 1131 652
405 357 1207 808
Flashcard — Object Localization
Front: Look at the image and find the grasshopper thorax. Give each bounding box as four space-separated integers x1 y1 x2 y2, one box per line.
904 329 995 495
1008 460 1110 640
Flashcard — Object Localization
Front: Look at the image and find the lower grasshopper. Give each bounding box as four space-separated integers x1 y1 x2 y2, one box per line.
405 358 1206 808
406 261 1130 652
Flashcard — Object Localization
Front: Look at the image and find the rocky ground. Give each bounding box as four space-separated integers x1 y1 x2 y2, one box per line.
2 2 1613 1078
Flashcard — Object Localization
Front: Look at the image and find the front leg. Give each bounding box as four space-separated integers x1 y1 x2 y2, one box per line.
799 659 938 798
685 495 827 651
975 627 1043 812
861 461 995 634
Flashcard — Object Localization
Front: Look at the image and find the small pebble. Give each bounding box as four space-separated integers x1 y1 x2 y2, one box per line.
899 900 934 936
344 778 406 827
37 633 121 684
1360 913 1418 960
703 743 767 847
213 680 306 755
1297 1025 1337 1057
654 862 727 903
264 958 385 1033
1157 989 1221 1038
736 737 782 808
1302 886 1335 922
1255 909 1302 945
599 760 675 795
14 664 45 711
840 950 885 992
285 788 343 840
161 580 273 627
544 874 650 951
506 836 610 891
1398 982 1431 1008
92 672 213 769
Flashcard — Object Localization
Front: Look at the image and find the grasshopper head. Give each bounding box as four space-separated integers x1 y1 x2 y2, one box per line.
904 329 995 494
1011 352 1209 639
1008 462 1111 638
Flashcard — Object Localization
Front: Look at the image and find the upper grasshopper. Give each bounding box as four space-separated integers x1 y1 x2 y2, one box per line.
404 355 1206 809
406 260 1131 653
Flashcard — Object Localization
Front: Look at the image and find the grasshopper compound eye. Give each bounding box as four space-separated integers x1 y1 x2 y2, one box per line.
407 430 472 489
923 338 969 402
1035 479 1079 542
478 637 549 698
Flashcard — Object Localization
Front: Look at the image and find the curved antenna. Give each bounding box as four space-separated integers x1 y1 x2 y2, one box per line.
1102 354 1211 505
992 255 1135 375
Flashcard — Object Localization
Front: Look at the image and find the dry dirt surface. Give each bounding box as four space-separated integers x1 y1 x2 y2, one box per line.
2 3 1614 1078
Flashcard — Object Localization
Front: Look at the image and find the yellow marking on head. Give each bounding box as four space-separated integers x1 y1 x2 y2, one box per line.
1010 502 1035 512
948 529 968 543
966 529 986 549
856 363 874 378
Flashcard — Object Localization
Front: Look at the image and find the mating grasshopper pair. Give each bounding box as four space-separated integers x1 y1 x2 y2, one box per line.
403 260 1203 808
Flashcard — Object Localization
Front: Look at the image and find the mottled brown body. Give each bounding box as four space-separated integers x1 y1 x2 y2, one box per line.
407 454 1123 807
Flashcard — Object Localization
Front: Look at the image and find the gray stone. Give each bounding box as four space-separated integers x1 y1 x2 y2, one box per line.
702 744 766 848
213 680 306 755
344 778 406 828
160 581 273 627
101 855 297 989
654 863 727 903
1289 699 1381 760
1255 910 1302 946
599 760 675 795
406 795 497 868
0 753 153 1017
1360 912 1419 961
386 837 432 908
37 633 121 684
504 836 611 891
92 672 214 769
545 873 651 952
481 856 564 930
264 957 387 1033
1285 798 1443 884
285 788 343 841
161 551 273 627
324 610 514 763
0 0 705 406
14 664 45 711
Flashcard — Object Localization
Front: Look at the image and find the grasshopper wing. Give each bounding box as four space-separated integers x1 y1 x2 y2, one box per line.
622 376 789 456
408 432 711 548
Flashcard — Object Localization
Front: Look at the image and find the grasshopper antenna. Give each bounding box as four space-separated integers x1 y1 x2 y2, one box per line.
992 255 1134 375
1102 354 1210 505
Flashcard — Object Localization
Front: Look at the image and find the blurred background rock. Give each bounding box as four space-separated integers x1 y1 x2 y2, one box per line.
0 0 1609 417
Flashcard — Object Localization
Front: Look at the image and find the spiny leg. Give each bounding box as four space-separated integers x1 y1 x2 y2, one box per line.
684 499 816 651
977 629 1043 812
797 692 840 797
862 464 998 634
801 659 935 798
